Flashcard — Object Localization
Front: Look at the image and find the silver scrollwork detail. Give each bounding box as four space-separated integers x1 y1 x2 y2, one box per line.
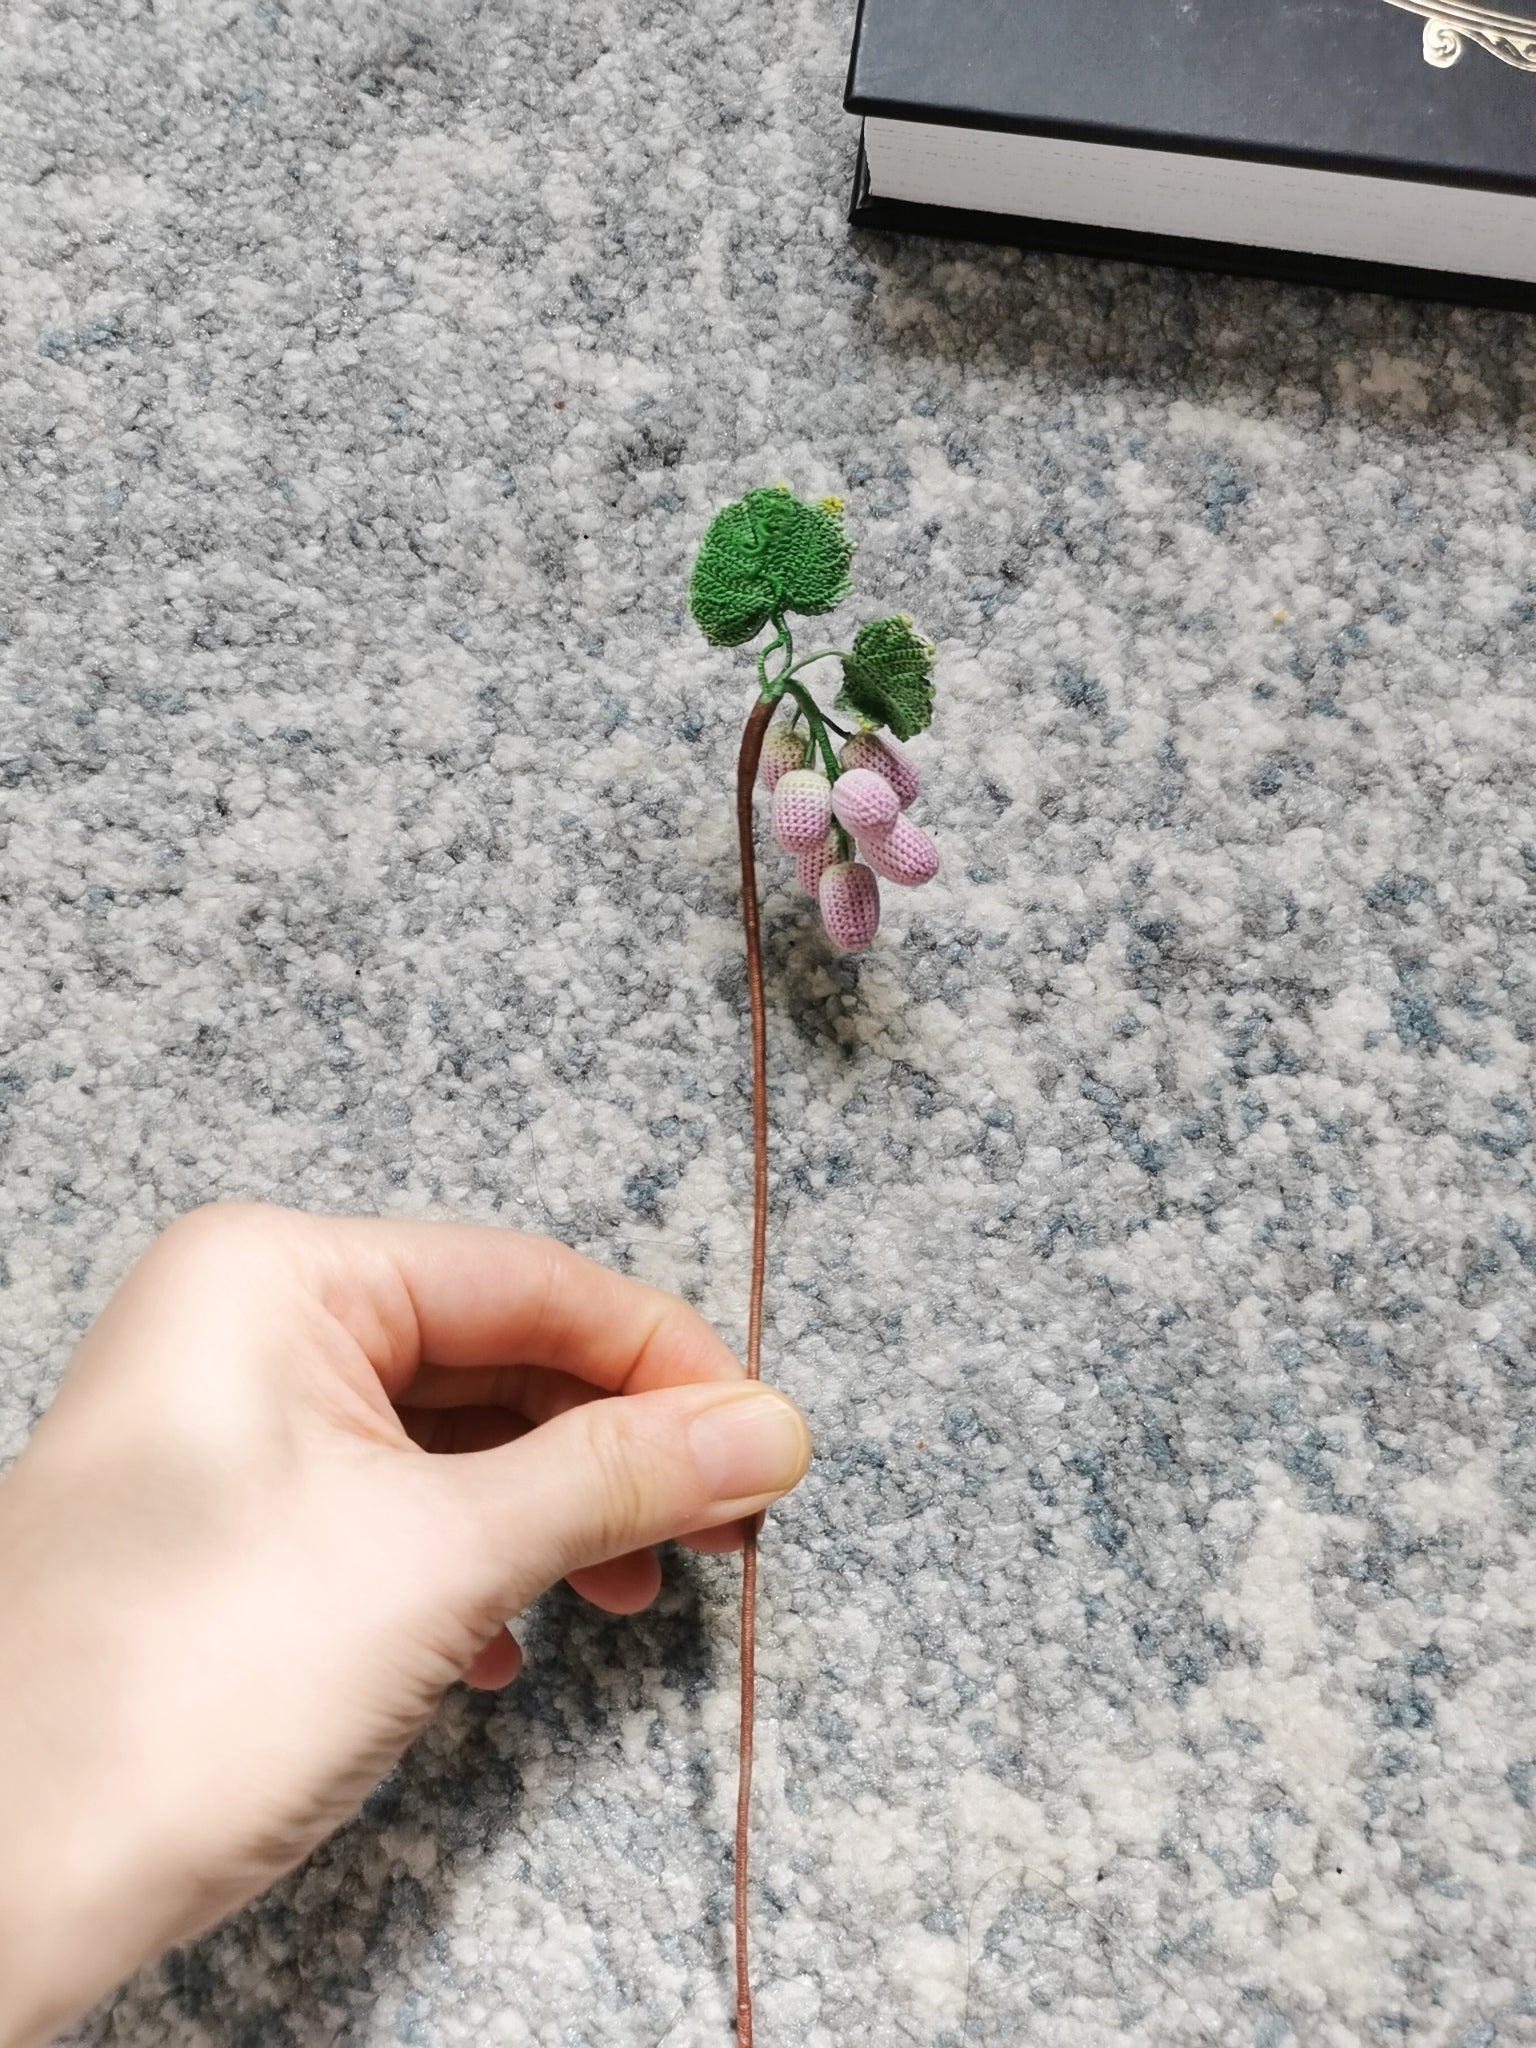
1382 0 1536 70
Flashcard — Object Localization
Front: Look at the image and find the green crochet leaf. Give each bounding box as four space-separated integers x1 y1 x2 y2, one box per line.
688 486 854 647
835 615 937 741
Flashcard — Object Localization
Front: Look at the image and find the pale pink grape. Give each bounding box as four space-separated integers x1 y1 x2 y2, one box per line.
795 827 841 898
758 723 809 793
855 814 939 887
831 766 900 835
771 769 834 853
819 861 881 952
838 731 920 810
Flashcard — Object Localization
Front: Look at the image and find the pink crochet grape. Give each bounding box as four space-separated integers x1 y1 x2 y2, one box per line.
855 814 939 888
818 861 881 953
758 723 809 793
795 827 841 899
771 769 833 854
830 766 900 835
838 731 920 810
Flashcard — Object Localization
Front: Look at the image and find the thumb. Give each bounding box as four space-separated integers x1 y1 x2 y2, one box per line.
434 1380 812 1621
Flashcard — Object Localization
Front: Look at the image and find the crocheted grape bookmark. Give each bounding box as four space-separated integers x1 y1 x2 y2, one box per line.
687 486 940 2042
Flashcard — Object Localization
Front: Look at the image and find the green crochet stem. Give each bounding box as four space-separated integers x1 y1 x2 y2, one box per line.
755 620 850 789
784 687 843 782
754 621 792 692
784 649 851 684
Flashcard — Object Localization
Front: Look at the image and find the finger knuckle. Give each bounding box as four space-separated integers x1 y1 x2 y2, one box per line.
570 1404 650 1566
160 1201 285 1256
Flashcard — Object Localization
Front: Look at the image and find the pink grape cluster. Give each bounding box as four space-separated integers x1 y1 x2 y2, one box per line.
759 721 938 953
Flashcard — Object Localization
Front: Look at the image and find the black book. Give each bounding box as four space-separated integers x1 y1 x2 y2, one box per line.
845 0 1536 308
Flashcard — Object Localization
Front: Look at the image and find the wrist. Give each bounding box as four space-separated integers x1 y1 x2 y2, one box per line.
0 1862 134 2048
0 1472 194 2046
0 1772 184 2048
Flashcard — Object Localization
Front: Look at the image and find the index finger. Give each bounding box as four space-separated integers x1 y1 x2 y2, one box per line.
304 1215 745 1402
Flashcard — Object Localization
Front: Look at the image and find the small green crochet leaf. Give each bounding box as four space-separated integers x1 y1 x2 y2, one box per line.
688 486 854 647
835 615 936 741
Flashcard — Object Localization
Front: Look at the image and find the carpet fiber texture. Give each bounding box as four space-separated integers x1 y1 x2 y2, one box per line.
3 3 1536 2043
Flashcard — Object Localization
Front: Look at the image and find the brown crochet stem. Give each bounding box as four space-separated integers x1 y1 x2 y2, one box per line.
733 695 774 2046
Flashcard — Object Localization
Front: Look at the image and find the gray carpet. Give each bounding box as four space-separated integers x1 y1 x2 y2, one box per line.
4 2 1536 2043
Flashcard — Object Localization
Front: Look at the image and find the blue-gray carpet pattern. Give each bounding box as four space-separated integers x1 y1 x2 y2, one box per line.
2 3 1534 2042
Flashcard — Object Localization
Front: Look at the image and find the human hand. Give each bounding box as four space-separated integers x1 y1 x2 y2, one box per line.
0 1205 811 2048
